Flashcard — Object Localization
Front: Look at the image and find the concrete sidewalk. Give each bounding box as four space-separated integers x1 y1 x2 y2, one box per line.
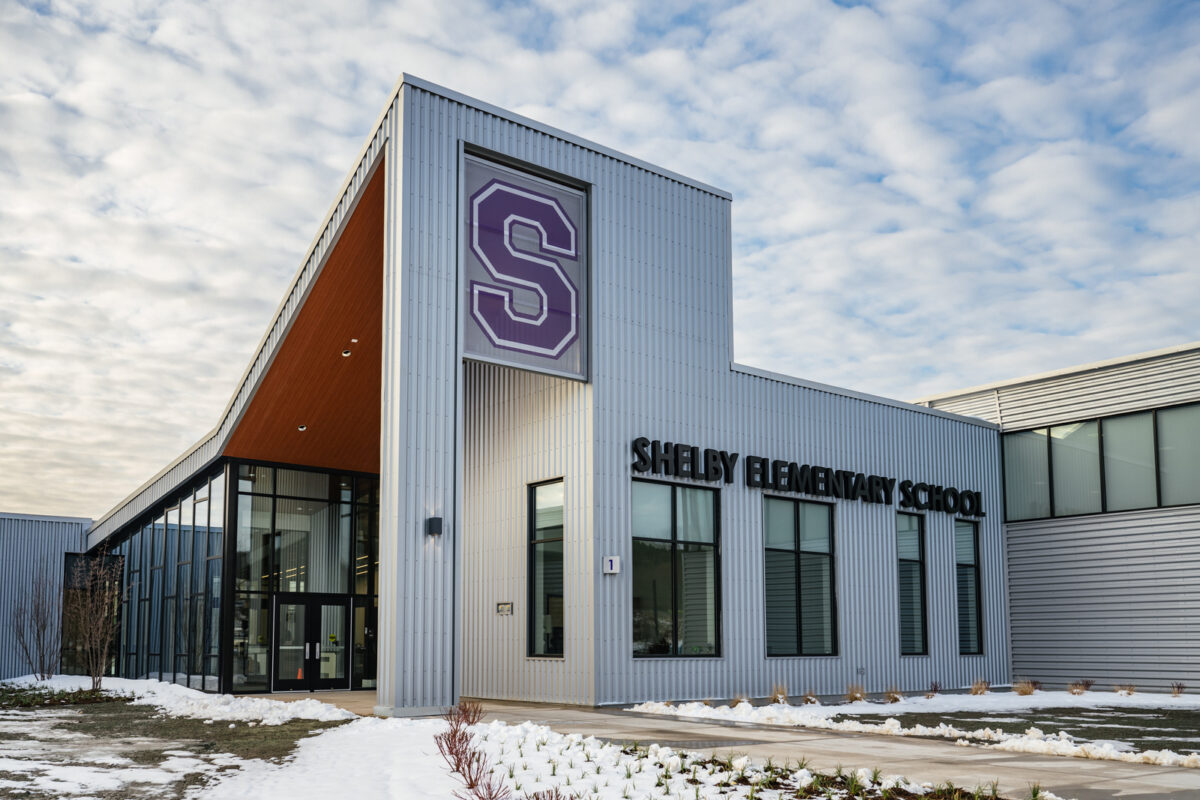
274 693 1200 800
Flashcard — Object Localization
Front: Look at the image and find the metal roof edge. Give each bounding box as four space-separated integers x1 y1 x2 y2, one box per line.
397 74 733 201
914 340 1200 404
0 511 93 525
731 362 999 430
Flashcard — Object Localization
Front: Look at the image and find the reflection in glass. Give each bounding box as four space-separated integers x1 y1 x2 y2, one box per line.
764 549 797 655
955 520 982 654
234 594 270 692
675 543 715 655
276 602 306 682
1050 421 1101 515
236 495 272 592
896 513 925 655
631 482 672 540
1003 429 1050 520
1158 405 1200 506
1103 413 1156 511
530 482 565 657
631 539 673 655
319 603 346 680
275 499 349 594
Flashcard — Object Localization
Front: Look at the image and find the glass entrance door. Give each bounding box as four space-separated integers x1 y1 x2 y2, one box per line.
273 594 350 691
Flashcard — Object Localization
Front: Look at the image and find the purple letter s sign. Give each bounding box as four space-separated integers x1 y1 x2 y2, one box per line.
462 156 587 379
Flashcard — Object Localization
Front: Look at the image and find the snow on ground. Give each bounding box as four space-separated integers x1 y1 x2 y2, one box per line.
6 674 356 725
191 717 457 800
632 692 1200 768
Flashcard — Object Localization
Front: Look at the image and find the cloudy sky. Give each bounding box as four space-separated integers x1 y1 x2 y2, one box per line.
2 0 1198 517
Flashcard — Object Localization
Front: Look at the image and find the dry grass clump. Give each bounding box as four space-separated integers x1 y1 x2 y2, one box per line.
771 682 788 704
701 698 712 706
1114 684 1136 696
970 679 990 695
801 690 820 705
925 680 941 699
1172 682 1187 697
1068 679 1095 695
732 693 751 706
885 687 903 704
845 684 866 702
1014 679 1039 696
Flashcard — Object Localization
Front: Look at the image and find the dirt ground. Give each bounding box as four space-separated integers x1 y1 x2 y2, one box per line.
0 699 348 798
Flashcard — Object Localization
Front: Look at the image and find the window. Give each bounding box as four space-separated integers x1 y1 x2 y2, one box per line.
1003 429 1050 521
763 497 835 657
1102 412 1156 511
896 513 926 656
955 519 982 655
528 480 564 657
1050 421 1101 516
1158 404 1200 506
631 481 718 657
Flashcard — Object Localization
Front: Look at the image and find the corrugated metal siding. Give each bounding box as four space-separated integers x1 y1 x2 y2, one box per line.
89 114 391 549
593 369 1008 704
925 348 1200 429
383 80 1010 707
1007 506 1200 688
462 362 593 703
0 514 90 680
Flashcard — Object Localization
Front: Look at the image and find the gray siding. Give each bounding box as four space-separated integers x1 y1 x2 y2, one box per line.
0 513 90 680
1007 506 1200 688
379 78 1010 708
922 346 1200 429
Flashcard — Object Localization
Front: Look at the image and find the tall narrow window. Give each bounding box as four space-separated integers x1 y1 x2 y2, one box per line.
763 497 836 657
529 480 564 657
1050 421 1101 516
1158 404 1200 507
1003 429 1050 520
896 513 926 655
632 481 719 657
1102 412 1156 511
955 519 982 655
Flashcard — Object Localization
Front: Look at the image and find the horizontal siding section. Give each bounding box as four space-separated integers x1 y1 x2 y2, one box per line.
926 348 1200 429
0 514 90 680
1007 506 1200 688
90 115 391 548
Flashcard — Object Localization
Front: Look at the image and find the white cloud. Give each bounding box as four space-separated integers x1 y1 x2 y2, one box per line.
0 0 1197 516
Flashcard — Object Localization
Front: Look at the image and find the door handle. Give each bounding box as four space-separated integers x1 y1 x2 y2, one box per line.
304 643 310 659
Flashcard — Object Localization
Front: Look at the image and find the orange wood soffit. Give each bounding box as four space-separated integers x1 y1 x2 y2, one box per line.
223 162 384 474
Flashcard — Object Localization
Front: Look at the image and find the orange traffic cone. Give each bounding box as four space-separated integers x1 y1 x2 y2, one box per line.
297 667 303 679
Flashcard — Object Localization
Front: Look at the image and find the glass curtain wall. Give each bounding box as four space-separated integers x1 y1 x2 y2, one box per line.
232 463 379 692
110 464 225 691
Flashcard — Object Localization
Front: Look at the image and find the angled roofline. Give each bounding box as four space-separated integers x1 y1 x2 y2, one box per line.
89 75 732 543
914 340 1200 404
732 362 999 429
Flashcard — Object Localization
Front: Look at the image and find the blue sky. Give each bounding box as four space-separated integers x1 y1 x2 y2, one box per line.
2 0 1198 516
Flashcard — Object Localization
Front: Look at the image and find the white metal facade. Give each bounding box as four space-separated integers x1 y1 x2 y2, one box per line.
378 77 1009 713
922 343 1200 689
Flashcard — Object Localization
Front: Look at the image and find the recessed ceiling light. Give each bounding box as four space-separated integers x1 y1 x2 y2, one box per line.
350 338 358 343
297 424 308 432
342 349 352 357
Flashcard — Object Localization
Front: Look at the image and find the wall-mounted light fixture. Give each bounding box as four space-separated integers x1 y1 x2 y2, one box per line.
341 349 352 357
425 516 443 536
297 424 308 432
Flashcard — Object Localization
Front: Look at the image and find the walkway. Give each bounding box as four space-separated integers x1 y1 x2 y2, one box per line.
270 693 1200 800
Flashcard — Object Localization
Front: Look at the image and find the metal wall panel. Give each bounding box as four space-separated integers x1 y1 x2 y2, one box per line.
1007 506 1200 688
89 112 391 549
0 513 90 680
922 347 1200 429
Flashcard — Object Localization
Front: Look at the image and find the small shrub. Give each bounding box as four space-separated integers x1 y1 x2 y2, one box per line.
845 684 866 702
770 682 788 704
1172 681 1187 697
885 687 903 703
1068 679 1094 695
1028 782 1043 800
1014 679 1037 696
925 681 941 699
733 693 751 706
801 690 820 705
971 679 990 695
1114 684 1136 696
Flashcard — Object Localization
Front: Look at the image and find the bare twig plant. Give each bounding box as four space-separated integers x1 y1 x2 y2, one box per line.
1068 679 1095 695
1172 682 1187 697
1114 684 1136 696
435 701 512 800
61 552 123 691
13 557 61 681
925 681 941 699
885 687 903 703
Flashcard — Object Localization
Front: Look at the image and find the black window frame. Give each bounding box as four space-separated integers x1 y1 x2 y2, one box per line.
1001 400 1200 522
955 518 983 656
631 477 722 659
896 512 928 657
762 495 838 658
527 478 565 659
